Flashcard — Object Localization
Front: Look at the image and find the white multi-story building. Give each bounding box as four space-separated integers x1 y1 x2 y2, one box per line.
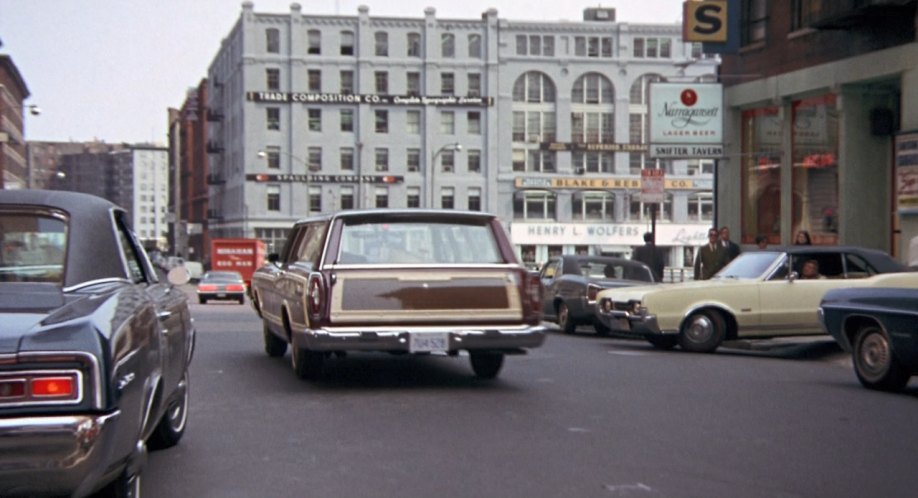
204 2 718 272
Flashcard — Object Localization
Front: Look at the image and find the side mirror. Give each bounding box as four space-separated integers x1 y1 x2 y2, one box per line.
167 265 191 286
788 271 799 282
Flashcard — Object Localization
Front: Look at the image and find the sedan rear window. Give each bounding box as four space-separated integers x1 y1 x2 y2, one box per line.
0 213 68 284
338 220 502 265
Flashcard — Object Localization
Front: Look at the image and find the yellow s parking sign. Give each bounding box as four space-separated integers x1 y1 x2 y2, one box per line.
684 0 728 43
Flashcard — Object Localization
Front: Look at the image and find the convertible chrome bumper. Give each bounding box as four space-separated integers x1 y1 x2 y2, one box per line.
293 324 548 353
595 308 664 336
0 411 139 497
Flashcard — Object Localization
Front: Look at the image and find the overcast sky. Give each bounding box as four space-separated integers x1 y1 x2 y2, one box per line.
0 0 683 145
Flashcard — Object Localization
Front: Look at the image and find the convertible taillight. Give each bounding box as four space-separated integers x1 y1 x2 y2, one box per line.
226 284 245 292
32 376 76 398
197 284 217 292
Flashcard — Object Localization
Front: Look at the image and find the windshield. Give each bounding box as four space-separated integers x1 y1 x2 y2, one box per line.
0 213 68 284
712 251 782 280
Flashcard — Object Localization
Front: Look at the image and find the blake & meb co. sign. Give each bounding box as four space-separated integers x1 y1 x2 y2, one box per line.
649 82 724 159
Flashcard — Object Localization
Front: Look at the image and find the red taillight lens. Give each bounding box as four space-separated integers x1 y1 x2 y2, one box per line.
308 275 324 315
198 284 218 292
526 272 541 313
226 284 245 292
32 377 76 397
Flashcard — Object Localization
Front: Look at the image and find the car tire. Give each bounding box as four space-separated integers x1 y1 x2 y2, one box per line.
238 297 245 305
470 352 504 379
557 303 577 335
291 346 324 380
679 310 725 353
646 335 678 350
853 324 910 391
263 321 287 358
96 467 141 498
198 297 206 305
148 372 189 450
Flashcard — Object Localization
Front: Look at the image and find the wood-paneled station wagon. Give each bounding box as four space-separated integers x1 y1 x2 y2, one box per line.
250 210 546 380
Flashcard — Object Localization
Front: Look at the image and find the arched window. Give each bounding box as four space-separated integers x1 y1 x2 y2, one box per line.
572 191 614 220
572 73 614 105
513 191 556 220
571 73 615 145
513 72 556 103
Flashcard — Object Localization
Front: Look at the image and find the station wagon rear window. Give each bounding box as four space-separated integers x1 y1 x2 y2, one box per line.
0 213 68 284
337 219 502 265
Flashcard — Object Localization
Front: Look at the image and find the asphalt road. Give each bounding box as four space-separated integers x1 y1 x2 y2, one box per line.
144 294 918 497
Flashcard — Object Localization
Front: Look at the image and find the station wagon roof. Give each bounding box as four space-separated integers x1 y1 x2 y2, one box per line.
291 209 497 227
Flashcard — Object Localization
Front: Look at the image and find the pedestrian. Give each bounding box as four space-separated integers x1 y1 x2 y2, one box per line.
794 230 812 245
719 226 742 262
754 234 768 250
694 228 728 280
631 231 665 282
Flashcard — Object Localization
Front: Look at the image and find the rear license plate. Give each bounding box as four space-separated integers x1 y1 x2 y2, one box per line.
409 332 449 353
217 293 227 298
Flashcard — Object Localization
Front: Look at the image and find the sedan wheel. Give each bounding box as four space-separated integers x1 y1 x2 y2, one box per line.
148 372 189 450
470 352 504 379
557 303 577 335
263 320 287 358
679 310 725 353
853 325 910 391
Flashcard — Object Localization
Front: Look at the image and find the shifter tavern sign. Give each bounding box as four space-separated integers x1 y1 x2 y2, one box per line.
650 82 724 159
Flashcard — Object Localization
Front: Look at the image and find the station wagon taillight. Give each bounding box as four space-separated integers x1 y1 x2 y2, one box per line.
307 274 324 315
525 271 541 314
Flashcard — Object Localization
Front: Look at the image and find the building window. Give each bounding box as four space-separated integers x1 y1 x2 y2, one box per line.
265 146 281 169
375 187 389 208
407 32 421 57
266 107 280 130
467 149 481 173
406 110 421 134
266 68 280 90
440 187 455 209
307 29 321 54
468 34 482 58
468 187 481 211
512 110 556 142
375 110 389 133
572 191 614 220
308 69 321 92
340 30 355 55
340 70 354 94
375 148 389 171
689 192 714 221
517 35 554 56
572 73 614 105
407 72 421 95
571 151 613 174
340 147 354 171
407 187 421 208
308 109 321 131
574 36 612 57
309 186 321 213
441 73 455 95
468 111 481 134
527 150 556 173
375 31 388 56
340 186 355 210
440 111 455 134
267 185 280 211
441 33 455 57
513 191 556 220
513 72 556 103
468 73 481 97
407 148 421 172
340 109 354 132
743 0 768 45
441 150 455 173
516 35 527 55
308 147 322 172
630 192 673 221
266 28 280 53
792 94 838 245
375 71 388 94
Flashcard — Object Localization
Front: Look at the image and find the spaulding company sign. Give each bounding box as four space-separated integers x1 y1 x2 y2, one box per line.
649 82 724 159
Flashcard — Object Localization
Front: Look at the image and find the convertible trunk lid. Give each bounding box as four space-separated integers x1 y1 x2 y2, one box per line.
329 268 524 324
0 284 64 354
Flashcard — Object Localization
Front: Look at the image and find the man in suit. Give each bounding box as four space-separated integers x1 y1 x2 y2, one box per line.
694 228 728 280
719 226 742 262
631 231 665 282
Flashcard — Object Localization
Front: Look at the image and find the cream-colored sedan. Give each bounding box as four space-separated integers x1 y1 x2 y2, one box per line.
595 247 916 353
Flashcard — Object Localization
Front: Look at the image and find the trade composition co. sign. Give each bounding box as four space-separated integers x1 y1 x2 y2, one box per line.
649 82 724 159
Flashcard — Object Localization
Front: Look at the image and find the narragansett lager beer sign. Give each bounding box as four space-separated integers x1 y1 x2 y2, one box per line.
649 82 724 159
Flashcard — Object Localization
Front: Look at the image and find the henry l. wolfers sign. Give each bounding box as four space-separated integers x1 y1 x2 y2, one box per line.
649 83 723 159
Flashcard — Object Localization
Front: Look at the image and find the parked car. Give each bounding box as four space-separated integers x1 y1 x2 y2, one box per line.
539 255 655 335
250 209 546 380
0 190 195 497
596 246 913 353
819 287 918 391
197 270 246 304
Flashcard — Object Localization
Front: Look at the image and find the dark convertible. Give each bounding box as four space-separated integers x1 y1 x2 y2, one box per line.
820 286 918 391
0 190 195 497
539 255 654 335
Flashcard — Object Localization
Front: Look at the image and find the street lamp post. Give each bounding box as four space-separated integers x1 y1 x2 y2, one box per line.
258 149 312 216
429 142 462 208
